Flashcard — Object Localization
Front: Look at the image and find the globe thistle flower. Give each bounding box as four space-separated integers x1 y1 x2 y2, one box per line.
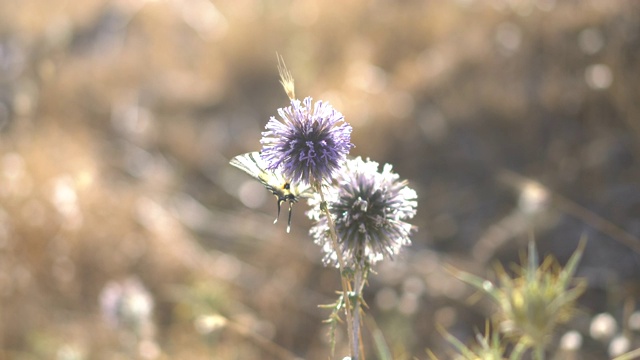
308 157 418 268
260 96 353 185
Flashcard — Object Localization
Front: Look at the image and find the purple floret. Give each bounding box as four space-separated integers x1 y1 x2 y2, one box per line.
260 97 353 185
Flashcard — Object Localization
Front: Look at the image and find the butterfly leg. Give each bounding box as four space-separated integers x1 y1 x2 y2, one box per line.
286 201 293 233
274 197 283 224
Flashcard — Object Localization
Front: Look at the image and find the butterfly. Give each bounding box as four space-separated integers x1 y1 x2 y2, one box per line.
229 152 313 233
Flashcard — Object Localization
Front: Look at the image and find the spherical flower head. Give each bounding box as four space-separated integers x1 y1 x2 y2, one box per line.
308 157 418 268
260 97 353 185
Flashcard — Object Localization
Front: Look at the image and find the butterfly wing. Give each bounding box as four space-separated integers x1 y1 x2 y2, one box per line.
229 152 277 189
229 152 313 233
230 151 299 199
292 183 313 199
229 152 316 198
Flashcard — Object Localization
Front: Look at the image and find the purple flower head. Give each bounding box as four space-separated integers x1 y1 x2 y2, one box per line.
307 157 418 268
260 97 353 185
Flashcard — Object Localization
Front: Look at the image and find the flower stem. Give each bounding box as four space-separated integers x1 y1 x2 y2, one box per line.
316 183 358 359
352 266 366 359
533 345 545 360
510 341 527 360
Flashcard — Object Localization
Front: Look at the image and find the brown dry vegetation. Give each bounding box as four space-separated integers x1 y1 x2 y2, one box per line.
0 0 639 359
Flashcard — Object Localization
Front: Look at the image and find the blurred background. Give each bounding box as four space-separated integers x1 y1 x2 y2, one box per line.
1 0 640 358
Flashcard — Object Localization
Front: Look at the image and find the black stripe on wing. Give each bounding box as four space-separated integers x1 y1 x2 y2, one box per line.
229 151 313 233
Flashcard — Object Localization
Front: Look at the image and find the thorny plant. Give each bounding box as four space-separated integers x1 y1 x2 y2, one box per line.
429 323 518 360
450 239 587 360
229 55 417 359
229 56 640 360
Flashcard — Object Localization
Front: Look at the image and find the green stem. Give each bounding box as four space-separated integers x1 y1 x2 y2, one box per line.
533 345 545 360
352 266 366 360
317 183 357 359
509 341 527 360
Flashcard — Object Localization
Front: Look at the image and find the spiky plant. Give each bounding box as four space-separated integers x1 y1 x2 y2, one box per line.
455 239 586 360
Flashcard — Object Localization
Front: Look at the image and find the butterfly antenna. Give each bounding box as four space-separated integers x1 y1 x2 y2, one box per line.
274 198 283 224
286 202 293 233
